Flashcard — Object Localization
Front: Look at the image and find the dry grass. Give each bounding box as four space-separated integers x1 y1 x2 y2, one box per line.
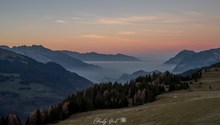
50 69 220 125
189 68 220 91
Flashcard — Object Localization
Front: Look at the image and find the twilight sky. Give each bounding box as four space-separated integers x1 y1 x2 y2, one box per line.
0 0 220 56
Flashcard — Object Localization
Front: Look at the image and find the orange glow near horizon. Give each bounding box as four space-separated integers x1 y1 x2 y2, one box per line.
1 1 220 56
2 37 220 56
2 25 220 55
1 24 220 56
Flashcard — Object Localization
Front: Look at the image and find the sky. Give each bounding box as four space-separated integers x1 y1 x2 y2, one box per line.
0 0 220 57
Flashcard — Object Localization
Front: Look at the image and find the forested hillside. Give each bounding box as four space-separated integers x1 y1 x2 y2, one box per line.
18 71 191 125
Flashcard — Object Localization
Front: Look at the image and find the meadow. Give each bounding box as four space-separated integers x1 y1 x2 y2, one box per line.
51 67 220 125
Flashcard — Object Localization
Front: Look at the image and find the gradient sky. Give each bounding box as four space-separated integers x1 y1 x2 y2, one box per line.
0 0 220 56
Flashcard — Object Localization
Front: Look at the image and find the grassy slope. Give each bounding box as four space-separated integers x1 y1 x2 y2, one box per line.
51 68 220 125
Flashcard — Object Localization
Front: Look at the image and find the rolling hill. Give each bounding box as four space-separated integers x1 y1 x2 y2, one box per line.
50 91 220 125
0 48 92 120
50 63 220 125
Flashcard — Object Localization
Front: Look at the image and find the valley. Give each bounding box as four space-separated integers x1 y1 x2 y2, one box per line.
1 1 219 125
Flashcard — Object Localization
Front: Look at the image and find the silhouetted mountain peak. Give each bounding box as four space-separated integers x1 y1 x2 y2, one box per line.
178 50 195 55
87 52 98 55
164 49 196 64
30 45 47 50
11 45 49 52
165 48 220 73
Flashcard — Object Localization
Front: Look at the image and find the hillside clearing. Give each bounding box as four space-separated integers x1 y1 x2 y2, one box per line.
50 68 220 125
50 90 220 125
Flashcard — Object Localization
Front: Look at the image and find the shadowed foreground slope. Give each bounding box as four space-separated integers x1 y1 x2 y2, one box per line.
0 48 92 120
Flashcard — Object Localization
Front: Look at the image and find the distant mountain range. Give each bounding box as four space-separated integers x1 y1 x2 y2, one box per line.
0 48 92 120
0 45 140 82
165 48 220 73
61 50 140 61
0 45 100 71
116 70 160 83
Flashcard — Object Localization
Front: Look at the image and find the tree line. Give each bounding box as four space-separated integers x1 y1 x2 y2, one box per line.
1 71 198 125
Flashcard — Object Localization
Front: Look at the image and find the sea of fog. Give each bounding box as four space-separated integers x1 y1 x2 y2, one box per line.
84 57 176 82
71 57 177 83
74 58 175 83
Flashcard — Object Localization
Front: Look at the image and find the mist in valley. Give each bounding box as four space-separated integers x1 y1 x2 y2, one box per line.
71 57 176 83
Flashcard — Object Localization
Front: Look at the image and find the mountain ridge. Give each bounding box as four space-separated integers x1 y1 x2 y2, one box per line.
0 48 92 120
164 50 196 64
0 45 100 70
61 50 140 61
0 45 106 82
165 48 220 73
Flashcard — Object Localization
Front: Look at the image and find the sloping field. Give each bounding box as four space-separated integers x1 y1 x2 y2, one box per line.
51 68 220 125
189 67 220 91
